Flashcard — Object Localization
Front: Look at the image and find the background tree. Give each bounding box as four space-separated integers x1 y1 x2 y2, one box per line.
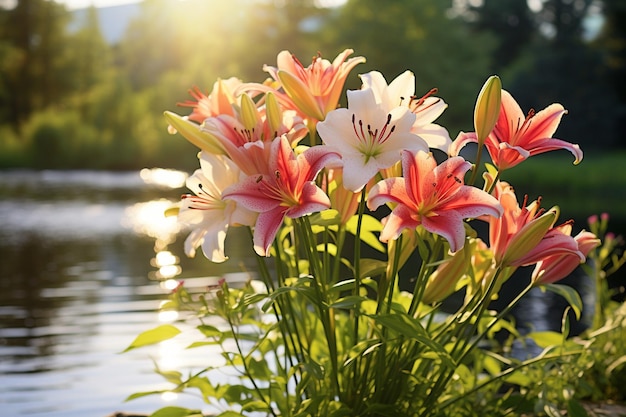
0 0 72 127
324 0 497 135
594 0 626 143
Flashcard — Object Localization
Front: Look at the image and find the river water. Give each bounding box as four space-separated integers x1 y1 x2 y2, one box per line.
0 169 621 417
0 169 261 417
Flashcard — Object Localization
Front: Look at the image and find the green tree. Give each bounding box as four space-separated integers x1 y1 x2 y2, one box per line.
324 0 497 134
594 0 626 142
0 0 73 126
457 0 535 72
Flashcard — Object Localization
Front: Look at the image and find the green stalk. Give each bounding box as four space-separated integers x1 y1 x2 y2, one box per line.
352 188 368 343
225 306 279 417
296 216 341 399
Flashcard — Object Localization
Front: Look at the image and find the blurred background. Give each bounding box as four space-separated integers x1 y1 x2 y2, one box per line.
0 0 624 415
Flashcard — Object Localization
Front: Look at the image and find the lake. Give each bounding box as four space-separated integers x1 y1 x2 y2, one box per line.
0 169 261 417
0 169 621 417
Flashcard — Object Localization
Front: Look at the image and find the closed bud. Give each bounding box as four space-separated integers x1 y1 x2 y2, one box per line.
474 75 502 145
164 111 226 155
239 93 261 131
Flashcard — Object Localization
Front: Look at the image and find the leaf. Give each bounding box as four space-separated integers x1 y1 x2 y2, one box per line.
329 295 366 309
125 390 166 401
309 209 341 226
370 314 455 369
359 258 387 278
122 324 181 352
527 331 563 348
149 406 203 417
346 214 384 253
567 399 591 417
541 283 583 320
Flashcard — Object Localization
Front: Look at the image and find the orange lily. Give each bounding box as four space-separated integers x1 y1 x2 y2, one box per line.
178 77 241 122
263 49 366 122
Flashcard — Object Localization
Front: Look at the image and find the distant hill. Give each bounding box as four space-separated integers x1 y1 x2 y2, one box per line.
68 3 142 44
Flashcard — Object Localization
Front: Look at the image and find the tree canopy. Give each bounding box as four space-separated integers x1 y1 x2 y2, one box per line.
0 0 623 170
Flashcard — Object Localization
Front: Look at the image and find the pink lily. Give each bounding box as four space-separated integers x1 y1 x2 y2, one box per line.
178 77 241 122
367 150 503 253
201 93 308 176
178 152 256 262
532 228 600 285
450 90 583 170
266 49 366 122
222 136 340 256
486 181 583 268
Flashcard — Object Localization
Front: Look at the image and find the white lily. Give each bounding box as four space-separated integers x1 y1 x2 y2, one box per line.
317 87 426 192
178 152 256 262
360 70 451 152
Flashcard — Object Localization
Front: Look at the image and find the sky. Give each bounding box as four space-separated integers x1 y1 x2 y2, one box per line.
55 0 142 9
0 0 142 9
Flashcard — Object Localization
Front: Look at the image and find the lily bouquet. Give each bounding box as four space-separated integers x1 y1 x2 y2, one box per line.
126 49 604 417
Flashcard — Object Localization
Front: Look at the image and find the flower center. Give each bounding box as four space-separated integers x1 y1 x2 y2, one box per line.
182 183 226 210
406 88 441 115
351 113 396 161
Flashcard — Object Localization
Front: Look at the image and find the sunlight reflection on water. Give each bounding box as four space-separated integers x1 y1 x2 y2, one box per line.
0 169 248 417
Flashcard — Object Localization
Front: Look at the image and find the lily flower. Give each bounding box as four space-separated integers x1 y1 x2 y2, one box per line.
531 228 600 285
262 49 366 122
222 136 340 256
201 92 308 176
486 181 583 268
360 70 451 152
177 77 241 122
178 152 256 262
367 150 503 253
317 88 426 192
450 90 583 170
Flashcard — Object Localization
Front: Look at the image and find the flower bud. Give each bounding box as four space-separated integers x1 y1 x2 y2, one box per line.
239 93 261 131
163 111 226 155
278 70 325 122
422 243 471 304
265 92 283 136
497 207 558 267
474 75 502 145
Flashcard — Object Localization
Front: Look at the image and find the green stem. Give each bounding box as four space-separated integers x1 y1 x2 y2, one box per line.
226 307 279 417
468 144 484 186
296 216 341 398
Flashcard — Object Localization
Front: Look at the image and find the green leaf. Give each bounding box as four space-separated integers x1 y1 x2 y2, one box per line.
567 399 590 417
359 258 387 279
125 390 166 401
309 209 341 226
527 331 563 348
541 283 583 320
197 324 223 338
122 324 181 352
149 406 203 417
346 214 384 253
370 313 455 369
329 295 366 309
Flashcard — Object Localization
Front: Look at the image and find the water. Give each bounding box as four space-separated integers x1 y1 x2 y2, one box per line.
0 169 257 417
